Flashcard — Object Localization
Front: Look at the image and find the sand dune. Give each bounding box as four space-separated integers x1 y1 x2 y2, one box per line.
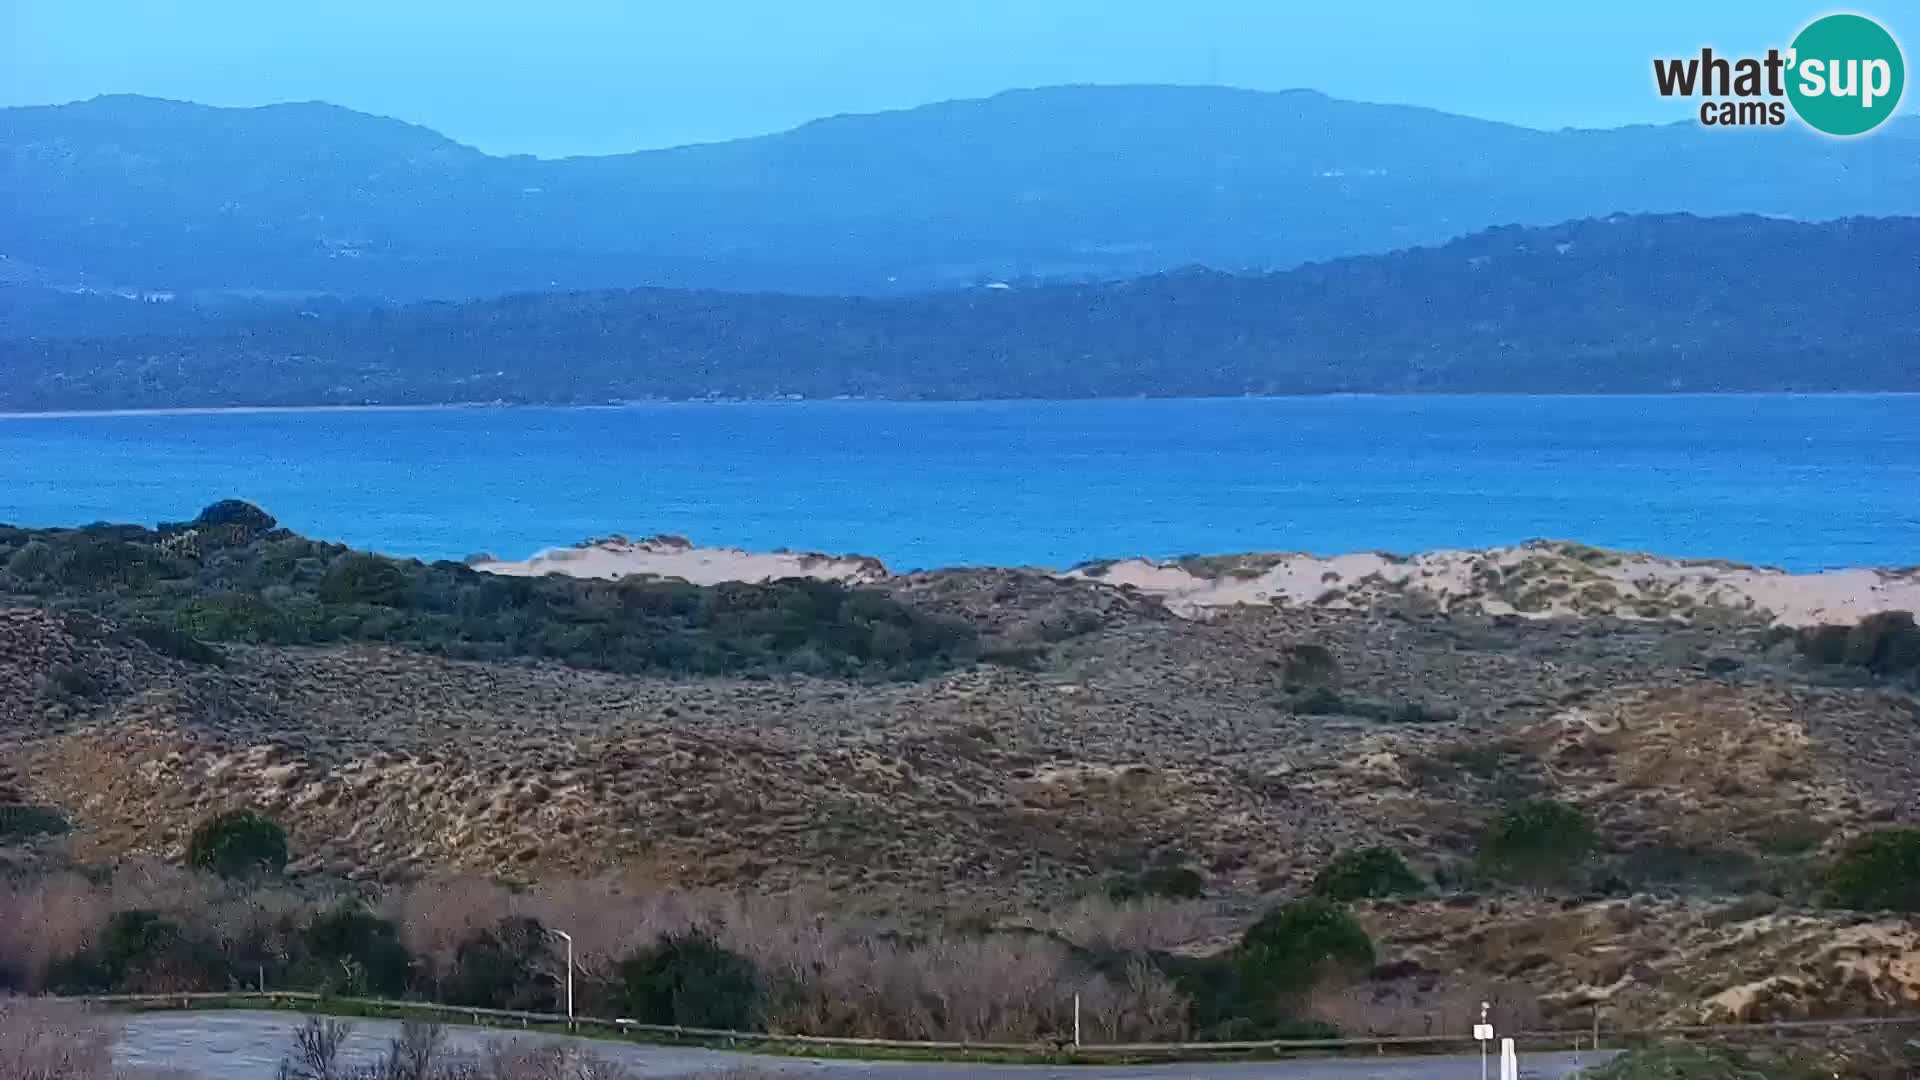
472 536 1919 627
468 535 887 587
1066 542 1920 626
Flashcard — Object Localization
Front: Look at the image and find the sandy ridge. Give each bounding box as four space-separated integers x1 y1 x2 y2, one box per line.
471 536 1920 627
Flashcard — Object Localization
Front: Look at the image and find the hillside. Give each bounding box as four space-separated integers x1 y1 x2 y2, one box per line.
3 506 1920 1029
2 213 1916 409
4 87 1918 300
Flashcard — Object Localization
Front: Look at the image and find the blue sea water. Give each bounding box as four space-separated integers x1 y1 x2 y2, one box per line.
1 395 1916 572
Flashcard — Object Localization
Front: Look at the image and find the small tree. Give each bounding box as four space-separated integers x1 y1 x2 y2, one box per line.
1236 899 1376 1011
444 916 555 1012
616 930 761 1030
186 809 289 879
302 906 414 996
1312 847 1424 901
1825 828 1920 912
1479 799 1596 886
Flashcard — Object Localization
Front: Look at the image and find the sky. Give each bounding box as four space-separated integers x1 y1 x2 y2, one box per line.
0 0 1889 158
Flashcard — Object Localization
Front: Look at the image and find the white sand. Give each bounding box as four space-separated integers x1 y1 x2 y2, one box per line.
469 536 888 587
472 535 1917 627
1065 542 1920 625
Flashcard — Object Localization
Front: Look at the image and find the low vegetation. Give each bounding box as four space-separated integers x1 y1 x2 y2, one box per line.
1310 848 1423 902
1590 1041 1835 1080
0 857 1412 1045
1478 799 1597 887
1824 828 1920 913
0 502 980 680
185 808 290 880
0 998 185 1080
277 1016 642 1080
1797 610 1920 681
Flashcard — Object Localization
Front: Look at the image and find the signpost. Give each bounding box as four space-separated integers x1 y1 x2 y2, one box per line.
1477 1001 1492 1080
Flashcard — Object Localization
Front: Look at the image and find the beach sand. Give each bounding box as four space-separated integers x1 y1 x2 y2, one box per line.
469 535 888 587
471 536 1920 627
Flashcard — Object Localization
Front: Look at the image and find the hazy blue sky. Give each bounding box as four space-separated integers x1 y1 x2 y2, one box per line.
0 0 1878 157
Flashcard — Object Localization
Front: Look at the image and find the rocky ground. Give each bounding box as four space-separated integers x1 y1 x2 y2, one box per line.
3 557 1918 1028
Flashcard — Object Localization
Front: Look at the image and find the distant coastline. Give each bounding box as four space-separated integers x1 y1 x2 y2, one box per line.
5 389 1920 421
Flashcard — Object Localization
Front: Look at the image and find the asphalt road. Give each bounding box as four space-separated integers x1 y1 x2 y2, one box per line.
117 1011 1617 1079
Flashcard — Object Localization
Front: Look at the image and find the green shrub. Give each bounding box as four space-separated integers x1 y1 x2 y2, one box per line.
1479 799 1596 886
1798 611 1920 677
0 514 980 680
301 906 414 996
1824 828 1920 912
318 553 413 607
0 804 70 838
190 499 278 534
51 910 225 993
1311 847 1424 901
616 930 761 1030
444 916 556 1012
185 809 289 879
1236 899 1376 1007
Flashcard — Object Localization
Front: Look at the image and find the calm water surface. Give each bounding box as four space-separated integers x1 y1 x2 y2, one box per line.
2 395 1915 571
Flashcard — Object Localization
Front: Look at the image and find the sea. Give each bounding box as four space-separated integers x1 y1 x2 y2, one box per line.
2 395 1916 572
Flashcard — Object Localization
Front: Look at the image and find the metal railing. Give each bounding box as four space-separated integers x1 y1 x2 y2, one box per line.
43 991 1920 1060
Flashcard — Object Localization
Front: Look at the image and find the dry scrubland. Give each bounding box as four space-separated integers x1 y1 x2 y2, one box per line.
3 505 1920 1054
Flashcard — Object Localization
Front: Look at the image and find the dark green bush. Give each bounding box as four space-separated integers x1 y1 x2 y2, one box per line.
1236 899 1376 1007
301 906 414 996
444 916 556 1012
0 803 70 837
0 513 979 681
1824 828 1920 912
1798 611 1920 677
1479 799 1597 886
616 930 761 1030
50 910 225 993
1311 847 1424 901
189 499 278 534
185 809 289 879
318 553 413 607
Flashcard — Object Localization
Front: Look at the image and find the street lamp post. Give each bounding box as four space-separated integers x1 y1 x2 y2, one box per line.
548 928 574 1025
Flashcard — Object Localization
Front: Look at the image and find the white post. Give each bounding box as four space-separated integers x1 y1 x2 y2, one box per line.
1500 1037 1518 1080
1073 992 1081 1048
549 929 575 1025
1479 1001 1490 1080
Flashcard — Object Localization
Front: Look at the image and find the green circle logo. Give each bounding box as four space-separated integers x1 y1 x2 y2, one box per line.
1787 13 1906 136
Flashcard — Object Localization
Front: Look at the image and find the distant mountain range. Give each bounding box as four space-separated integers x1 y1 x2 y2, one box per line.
4 213 1914 411
5 86 1919 300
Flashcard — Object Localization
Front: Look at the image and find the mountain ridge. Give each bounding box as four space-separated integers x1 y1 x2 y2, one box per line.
7 85 1918 299
4 212 1915 410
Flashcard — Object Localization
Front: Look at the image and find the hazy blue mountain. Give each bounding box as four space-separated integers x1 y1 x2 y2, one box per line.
5 213 1914 411
5 87 1918 300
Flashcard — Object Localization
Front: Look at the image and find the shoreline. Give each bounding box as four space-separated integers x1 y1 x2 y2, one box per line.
5 389 1920 420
